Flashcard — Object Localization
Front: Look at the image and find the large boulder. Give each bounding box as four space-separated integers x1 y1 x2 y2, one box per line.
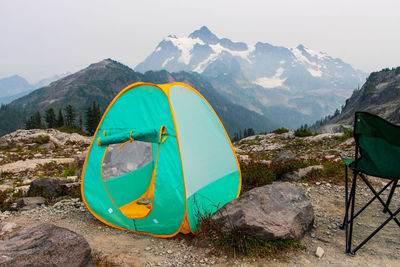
211 182 314 240
272 150 297 163
0 223 94 266
27 178 63 198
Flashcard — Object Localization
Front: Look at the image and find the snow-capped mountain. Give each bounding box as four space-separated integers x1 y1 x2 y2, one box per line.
135 26 367 128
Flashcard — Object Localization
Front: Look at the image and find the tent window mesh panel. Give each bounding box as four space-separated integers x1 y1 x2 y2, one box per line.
102 141 153 180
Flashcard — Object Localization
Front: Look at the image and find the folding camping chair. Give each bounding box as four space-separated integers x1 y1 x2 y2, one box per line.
341 111 400 254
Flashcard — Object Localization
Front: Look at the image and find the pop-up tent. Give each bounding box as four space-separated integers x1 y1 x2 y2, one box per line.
81 82 241 237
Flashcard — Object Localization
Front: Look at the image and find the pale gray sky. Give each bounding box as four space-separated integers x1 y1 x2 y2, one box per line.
1 0 399 83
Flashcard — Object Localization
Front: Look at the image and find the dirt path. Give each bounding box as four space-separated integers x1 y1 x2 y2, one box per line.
1 181 399 266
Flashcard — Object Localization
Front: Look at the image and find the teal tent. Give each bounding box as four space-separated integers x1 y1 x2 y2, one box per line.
81 82 241 237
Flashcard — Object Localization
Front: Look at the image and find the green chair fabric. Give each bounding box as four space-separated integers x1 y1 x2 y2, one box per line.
341 111 400 254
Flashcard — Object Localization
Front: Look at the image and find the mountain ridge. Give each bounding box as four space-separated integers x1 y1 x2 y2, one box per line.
135 26 367 128
0 59 277 137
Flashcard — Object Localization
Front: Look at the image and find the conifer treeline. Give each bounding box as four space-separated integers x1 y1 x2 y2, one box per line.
232 128 255 142
25 101 102 135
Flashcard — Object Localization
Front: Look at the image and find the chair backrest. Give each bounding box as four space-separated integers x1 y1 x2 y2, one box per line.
353 112 400 179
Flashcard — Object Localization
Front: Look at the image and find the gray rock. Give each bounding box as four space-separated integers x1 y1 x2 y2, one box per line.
272 150 297 163
211 182 314 240
40 141 55 150
0 223 94 266
75 150 88 169
27 178 63 198
16 197 45 211
282 165 324 181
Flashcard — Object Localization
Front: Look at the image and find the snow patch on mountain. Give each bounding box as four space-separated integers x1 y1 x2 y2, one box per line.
254 67 288 89
166 36 205 64
162 57 174 68
308 68 323 77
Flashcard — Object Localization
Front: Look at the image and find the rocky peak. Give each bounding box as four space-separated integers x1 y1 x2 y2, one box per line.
188 26 219 44
317 67 400 132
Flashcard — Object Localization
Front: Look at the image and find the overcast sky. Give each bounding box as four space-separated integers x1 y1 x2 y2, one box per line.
1 0 399 83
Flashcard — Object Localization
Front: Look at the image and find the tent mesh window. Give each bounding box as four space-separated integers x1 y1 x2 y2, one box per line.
102 141 153 180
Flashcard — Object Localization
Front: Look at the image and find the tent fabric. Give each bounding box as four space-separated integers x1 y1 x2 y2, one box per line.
97 127 167 146
81 82 241 237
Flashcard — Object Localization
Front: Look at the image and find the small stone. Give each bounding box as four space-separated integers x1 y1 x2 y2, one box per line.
316 182 321 185
315 246 324 258
145 247 151 251
167 249 173 254
1 222 17 233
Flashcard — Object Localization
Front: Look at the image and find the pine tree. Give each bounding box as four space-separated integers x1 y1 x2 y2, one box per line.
85 101 102 135
244 128 248 138
85 106 93 134
79 114 83 130
25 111 44 129
247 128 255 136
57 109 64 127
93 101 101 126
64 105 76 127
45 108 57 128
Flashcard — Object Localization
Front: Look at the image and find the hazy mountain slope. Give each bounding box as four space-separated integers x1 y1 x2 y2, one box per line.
142 70 278 134
135 26 367 128
0 59 276 137
0 90 34 105
317 67 400 132
0 75 33 98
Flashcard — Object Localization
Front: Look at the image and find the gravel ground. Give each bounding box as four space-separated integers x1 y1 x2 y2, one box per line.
1 130 399 266
1 180 399 267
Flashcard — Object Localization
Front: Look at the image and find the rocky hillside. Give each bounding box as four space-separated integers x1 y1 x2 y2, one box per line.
317 67 400 132
1 129 398 266
136 26 367 128
0 59 276 137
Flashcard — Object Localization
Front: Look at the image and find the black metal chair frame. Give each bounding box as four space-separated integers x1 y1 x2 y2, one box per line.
341 112 400 254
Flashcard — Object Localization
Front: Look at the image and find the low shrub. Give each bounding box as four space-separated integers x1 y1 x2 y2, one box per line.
240 160 311 192
62 164 78 177
34 135 50 144
271 127 289 134
335 128 354 141
294 126 313 137
196 213 305 257
301 159 345 184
